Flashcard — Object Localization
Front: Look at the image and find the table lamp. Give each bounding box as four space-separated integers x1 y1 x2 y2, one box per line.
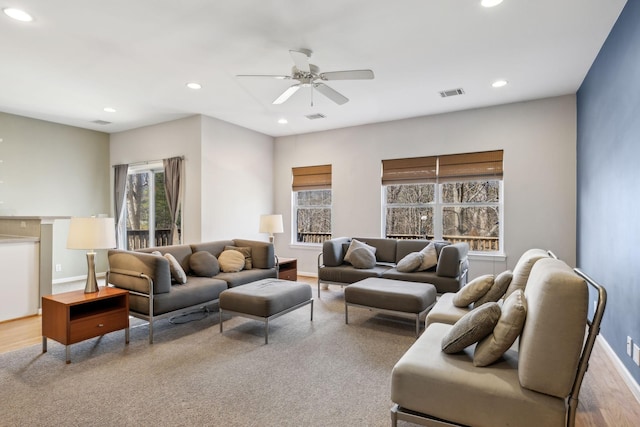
67 217 116 293
259 214 283 243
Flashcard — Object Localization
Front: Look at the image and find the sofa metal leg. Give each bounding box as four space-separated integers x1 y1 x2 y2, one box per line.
219 309 224 333
390 404 398 427
265 318 269 345
345 302 349 324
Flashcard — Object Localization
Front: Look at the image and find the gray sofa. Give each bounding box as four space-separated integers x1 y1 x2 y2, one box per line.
107 239 276 343
317 237 469 296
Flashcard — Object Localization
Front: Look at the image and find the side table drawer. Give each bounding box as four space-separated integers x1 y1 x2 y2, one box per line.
279 269 297 281
69 309 129 343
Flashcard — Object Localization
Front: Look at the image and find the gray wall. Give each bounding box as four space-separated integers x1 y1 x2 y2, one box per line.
0 112 111 279
274 95 577 277
577 0 640 385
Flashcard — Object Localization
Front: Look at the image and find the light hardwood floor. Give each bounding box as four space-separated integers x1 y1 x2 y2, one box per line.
2 278 639 426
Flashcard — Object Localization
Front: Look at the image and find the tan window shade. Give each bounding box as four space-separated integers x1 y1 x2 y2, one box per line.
292 165 332 191
381 156 437 185
438 150 503 181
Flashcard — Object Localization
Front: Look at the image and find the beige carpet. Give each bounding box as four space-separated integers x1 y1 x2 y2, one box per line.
0 285 418 427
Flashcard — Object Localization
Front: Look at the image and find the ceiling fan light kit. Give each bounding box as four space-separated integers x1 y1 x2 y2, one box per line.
238 49 374 106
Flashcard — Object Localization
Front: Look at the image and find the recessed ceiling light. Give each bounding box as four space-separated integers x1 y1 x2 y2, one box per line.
277 118 288 124
186 82 202 90
103 107 116 113
3 8 33 22
492 80 508 88
481 0 504 8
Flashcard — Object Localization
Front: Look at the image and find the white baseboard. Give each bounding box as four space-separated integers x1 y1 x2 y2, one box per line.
52 271 107 285
298 271 318 278
597 335 640 404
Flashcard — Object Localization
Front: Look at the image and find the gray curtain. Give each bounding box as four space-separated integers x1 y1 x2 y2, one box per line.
113 164 129 249
163 157 182 245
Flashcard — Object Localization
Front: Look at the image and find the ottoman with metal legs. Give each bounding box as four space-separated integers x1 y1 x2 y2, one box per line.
344 278 437 337
219 279 313 344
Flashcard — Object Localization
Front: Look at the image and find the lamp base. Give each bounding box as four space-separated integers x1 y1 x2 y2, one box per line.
84 251 99 293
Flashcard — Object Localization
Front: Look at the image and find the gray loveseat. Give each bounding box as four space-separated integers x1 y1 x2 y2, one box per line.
107 239 276 343
317 237 469 296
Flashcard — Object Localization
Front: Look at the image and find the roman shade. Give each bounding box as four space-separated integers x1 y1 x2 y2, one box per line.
292 164 332 191
382 156 438 185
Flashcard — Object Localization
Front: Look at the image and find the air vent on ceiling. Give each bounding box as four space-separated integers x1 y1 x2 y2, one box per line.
305 113 326 120
439 88 465 98
91 120 112 125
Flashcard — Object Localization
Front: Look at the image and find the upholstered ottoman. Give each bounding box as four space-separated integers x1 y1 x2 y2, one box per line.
344 278 437 337
219 279 313 344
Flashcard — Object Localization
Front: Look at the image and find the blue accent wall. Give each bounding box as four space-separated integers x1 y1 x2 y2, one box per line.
577 0 640 384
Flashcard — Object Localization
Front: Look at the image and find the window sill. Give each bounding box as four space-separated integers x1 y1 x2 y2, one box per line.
289 242 323 250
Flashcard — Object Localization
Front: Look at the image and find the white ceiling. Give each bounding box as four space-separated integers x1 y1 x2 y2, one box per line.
0 0 627 137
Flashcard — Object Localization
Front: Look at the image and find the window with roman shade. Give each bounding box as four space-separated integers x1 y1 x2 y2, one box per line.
292 165 332 244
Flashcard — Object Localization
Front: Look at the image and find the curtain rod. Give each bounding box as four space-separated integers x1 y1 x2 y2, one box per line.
113 156 184 168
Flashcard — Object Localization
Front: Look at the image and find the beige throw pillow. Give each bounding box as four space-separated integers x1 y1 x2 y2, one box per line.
164 253 187 284
344 239 377 264
441 302 501 354
417 242 438 271
474 289 527 366
474 270 514 307
224 245 252 270
396 252 424 272
452 274 494 307
218 250 246 273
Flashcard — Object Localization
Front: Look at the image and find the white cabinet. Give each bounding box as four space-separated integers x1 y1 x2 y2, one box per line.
0 240 39 322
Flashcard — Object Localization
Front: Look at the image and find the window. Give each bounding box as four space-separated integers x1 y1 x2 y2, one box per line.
382 151 503 253
292 165 332 244
124 163 179 249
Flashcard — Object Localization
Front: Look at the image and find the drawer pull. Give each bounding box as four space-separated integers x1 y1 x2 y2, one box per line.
98 323 104 327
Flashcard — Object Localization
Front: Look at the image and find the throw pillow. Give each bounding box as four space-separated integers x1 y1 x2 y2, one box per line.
218 250 245 273
164 253 187 284
396 252 424 273
417 242 438 271
452 274 494 308
474 289 527 367
224 245 252 270
349 247 376 269
344 239 377 264
441 302 501 354
474 270 514 307
189 251 220 277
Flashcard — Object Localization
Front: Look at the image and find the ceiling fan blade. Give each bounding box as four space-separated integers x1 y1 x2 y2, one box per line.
289 49 311 73
273 84 301 104
314 83 349 105
236 74 291 80
319 70 375 80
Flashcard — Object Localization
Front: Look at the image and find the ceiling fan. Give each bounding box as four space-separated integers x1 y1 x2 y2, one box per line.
237 49 374 106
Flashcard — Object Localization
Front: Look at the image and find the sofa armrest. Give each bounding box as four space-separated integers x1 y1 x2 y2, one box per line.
107 250 172 294
436 243 469 278
322 237 351 267
233 239 275 269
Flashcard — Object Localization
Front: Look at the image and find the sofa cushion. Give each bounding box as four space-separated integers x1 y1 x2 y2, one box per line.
425 293 471 327
218 250 246 273
319 264 391 284
349 247 377 269
441 302 501 354
344 239 377 264
165 253 187 284
418 242 438 271
355 237 397 263
225 245 252 270
321 237 351 267
452 274 493 307
189 251 220 277
504 248 549 299
396 252 423 272
233 239 275 269
519 258 588 398
395 239 432 263
474 289 527 367
474 270 513 307
436 243 468 278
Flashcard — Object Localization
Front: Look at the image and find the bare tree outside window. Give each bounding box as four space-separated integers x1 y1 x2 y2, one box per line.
385 184 435 239
295 189 331 243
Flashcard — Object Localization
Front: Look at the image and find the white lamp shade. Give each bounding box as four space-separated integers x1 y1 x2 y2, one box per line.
259 214 284 234
67 217 117 250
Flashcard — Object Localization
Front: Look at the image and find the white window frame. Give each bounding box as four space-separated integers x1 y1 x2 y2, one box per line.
291 189 333 246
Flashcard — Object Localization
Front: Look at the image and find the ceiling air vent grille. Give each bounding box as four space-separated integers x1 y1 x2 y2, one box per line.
91 120 112 125
439 88 465 98
305 113 326 120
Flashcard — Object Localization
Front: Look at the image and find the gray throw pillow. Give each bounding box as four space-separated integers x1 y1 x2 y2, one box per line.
189 251 220 277
441 302 501 354
396 252 424 273
417 242 438 271
474 289 527 366
452 274 494 307
349 247 376 269
165 253 187 284
474 270 514 307
344 239 377 264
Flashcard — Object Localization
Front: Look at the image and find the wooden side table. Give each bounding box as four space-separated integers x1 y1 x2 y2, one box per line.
42 287 130 363
277 257 298 281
